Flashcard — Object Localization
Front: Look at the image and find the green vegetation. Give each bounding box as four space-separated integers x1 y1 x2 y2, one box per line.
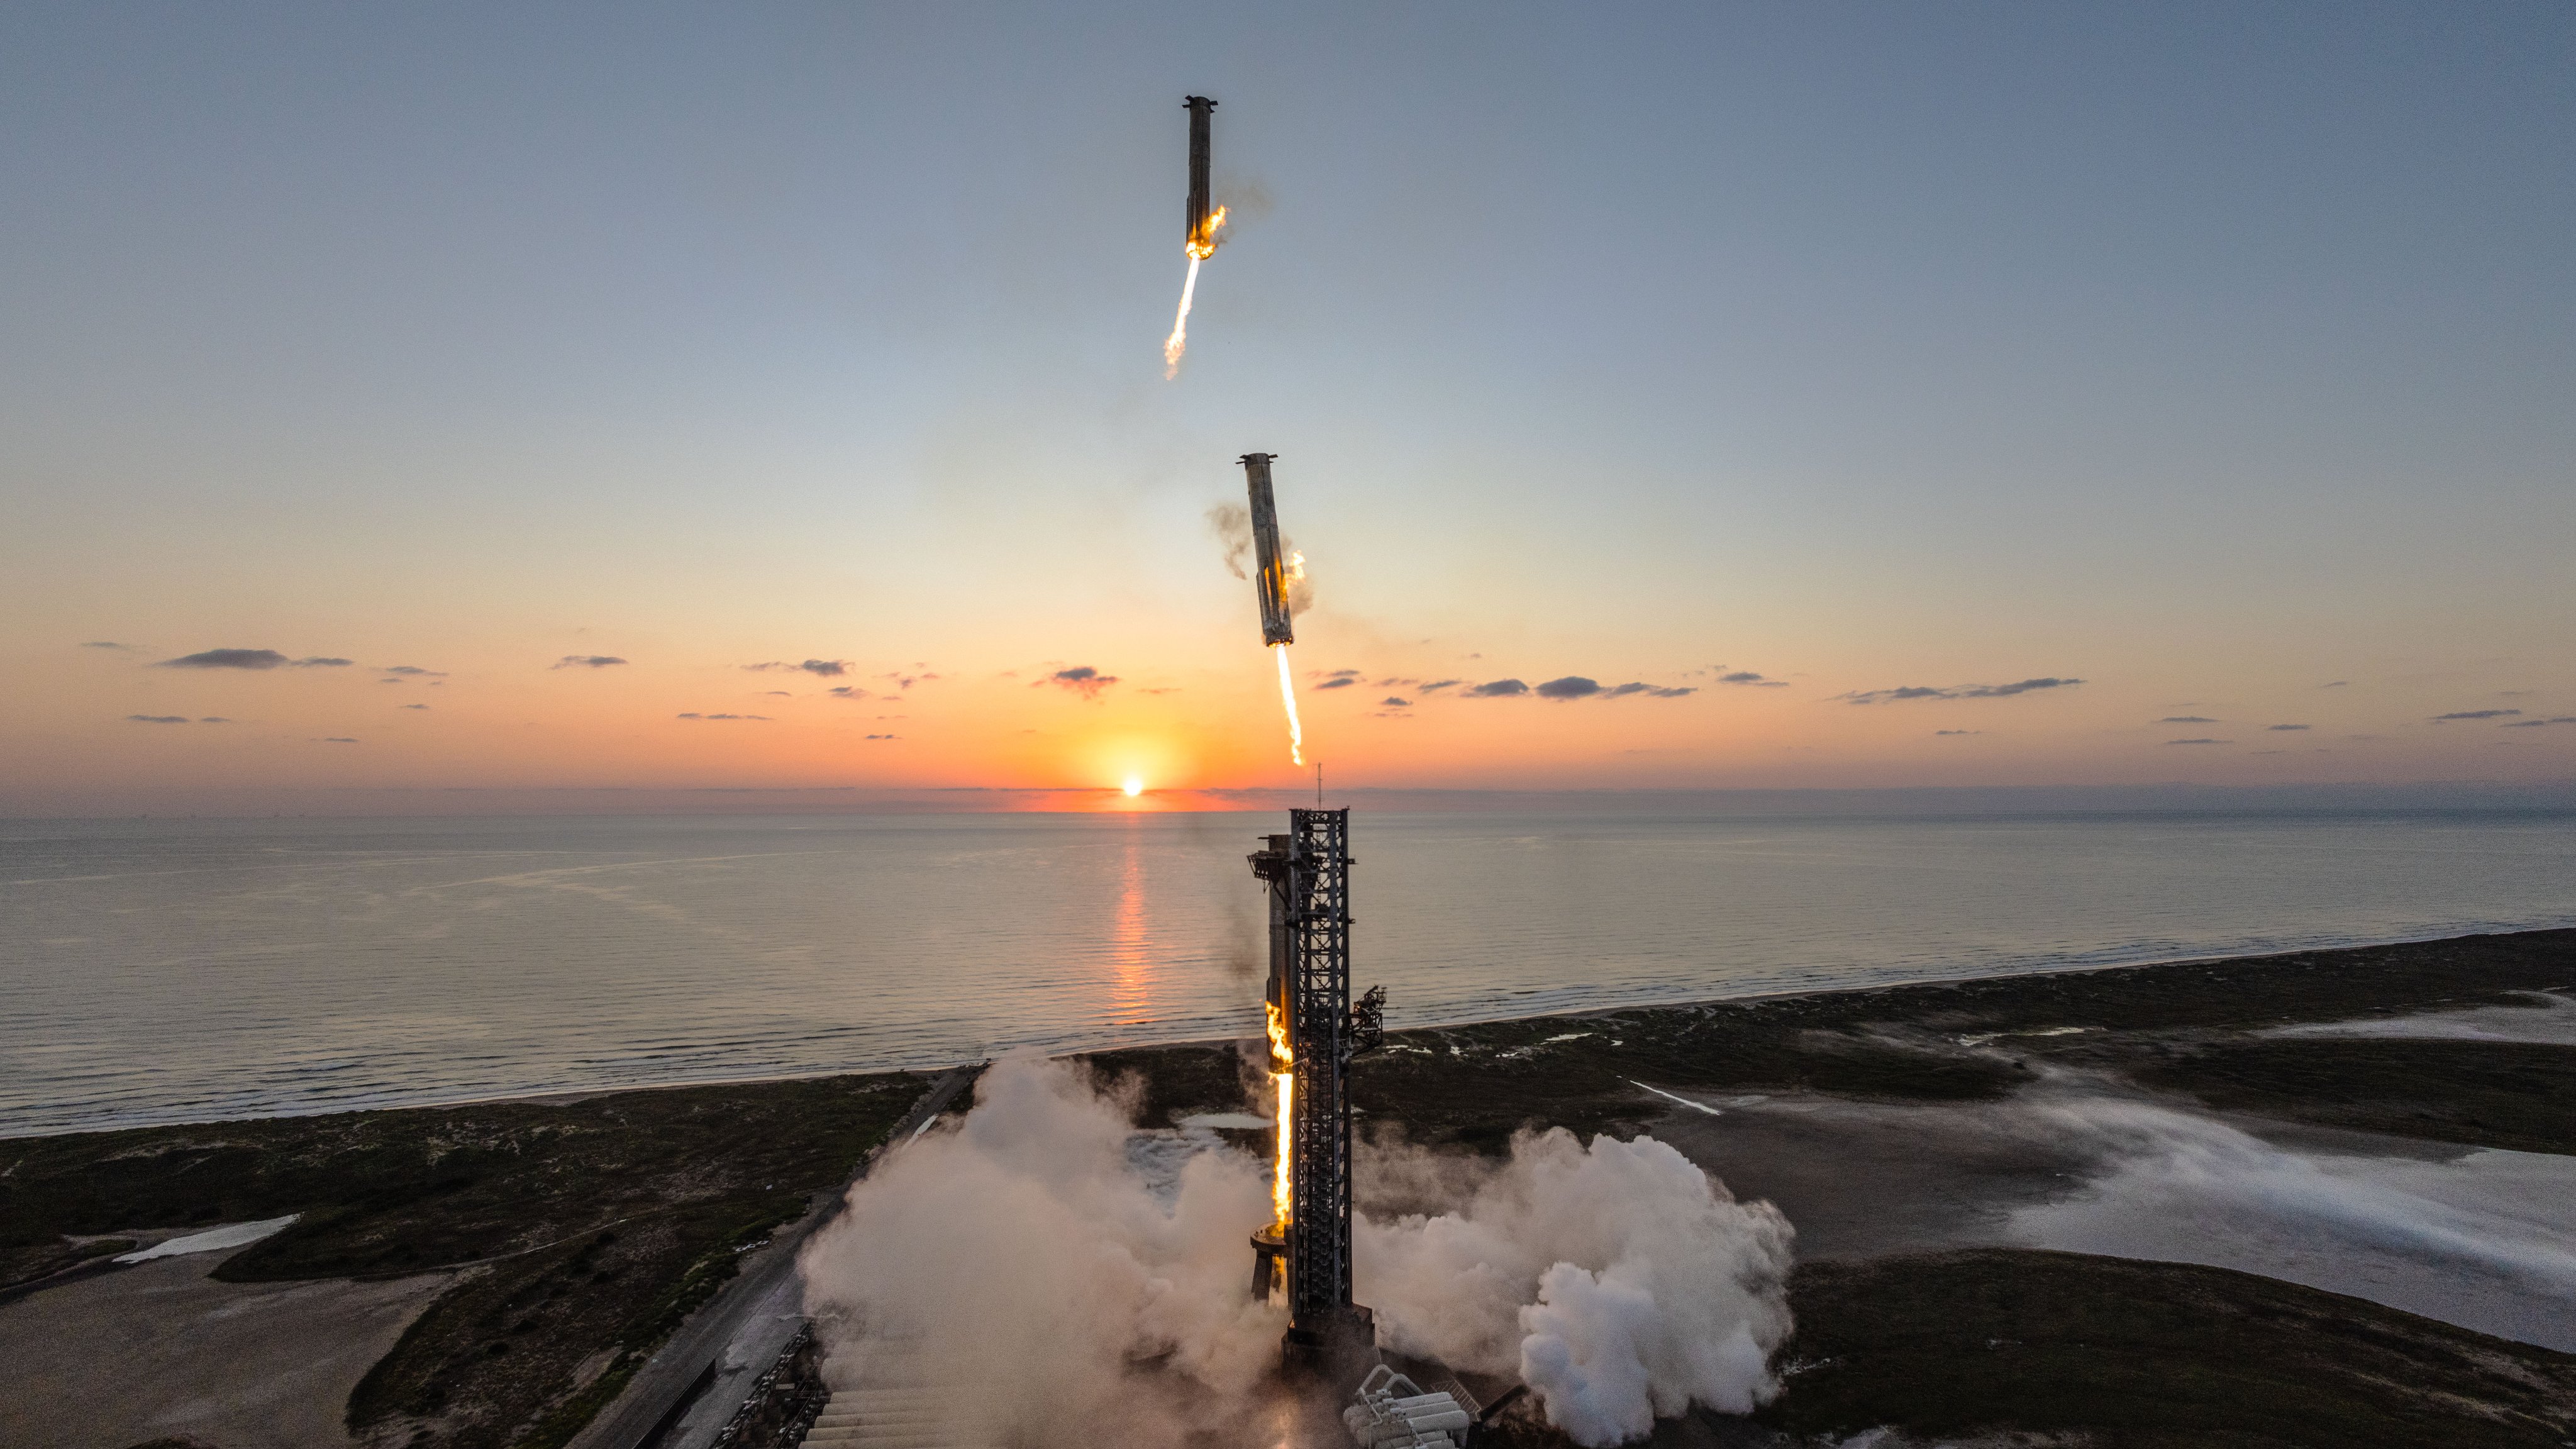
1757 1248 2576 1448
1 1072 930 1449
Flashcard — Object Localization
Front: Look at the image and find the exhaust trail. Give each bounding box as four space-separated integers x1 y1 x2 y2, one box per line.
1274 643 1304 765
1163 254 1201 380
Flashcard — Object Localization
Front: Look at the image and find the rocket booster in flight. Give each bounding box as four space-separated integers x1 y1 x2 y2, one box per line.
1241 453 1294 647
1185 95 1218 255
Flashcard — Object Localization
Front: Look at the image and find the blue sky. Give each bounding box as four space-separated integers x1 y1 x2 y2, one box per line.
4 3 2570 811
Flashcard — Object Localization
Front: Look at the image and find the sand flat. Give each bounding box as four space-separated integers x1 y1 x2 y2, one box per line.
0 1252 453 1449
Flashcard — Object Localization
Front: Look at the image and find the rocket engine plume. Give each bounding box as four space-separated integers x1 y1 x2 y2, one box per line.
1163 255 1201 380
1165 94 1224 378
1274 642 1304 767
1161 211 1229 378
1264 1000 1294 1228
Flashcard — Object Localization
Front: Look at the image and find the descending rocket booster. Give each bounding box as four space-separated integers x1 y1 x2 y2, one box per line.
1241 453 1294 647
1184 96 1218 256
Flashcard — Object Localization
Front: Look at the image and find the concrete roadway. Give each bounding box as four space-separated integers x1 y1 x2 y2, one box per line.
567 1065 979 1449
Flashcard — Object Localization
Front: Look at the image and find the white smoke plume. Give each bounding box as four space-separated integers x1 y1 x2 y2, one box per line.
1358 1129 1796 1445
1209 502 1253 580
2009 1094 2576 1334
801 1057 1795 1448
1206 502 1314 616
799 1056 1283 1447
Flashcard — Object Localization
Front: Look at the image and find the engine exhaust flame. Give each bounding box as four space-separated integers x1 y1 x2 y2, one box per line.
1189 205 1228 261
1162 208 1228 379
1265 1001 1293 1229
1272 642 1303 766
1162 257 1200 379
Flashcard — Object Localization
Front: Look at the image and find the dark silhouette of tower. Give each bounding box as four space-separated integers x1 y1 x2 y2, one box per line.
1250 808 1384 1365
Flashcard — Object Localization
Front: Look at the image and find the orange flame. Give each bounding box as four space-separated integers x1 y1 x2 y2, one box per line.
1265 999 1293 1229
1188 205 1230 261
1272 643 1303 766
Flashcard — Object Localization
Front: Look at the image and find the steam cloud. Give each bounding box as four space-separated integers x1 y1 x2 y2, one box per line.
1358 1129 1794 1443
801 1058 1281 1448
801 1057 1793 1449
2010 1096 2576 1324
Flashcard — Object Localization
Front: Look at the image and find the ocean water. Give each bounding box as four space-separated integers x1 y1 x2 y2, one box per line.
6 810 2575 1138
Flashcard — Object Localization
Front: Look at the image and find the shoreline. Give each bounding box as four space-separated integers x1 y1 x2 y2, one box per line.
11 923 2574 1143
8 928 2571 1447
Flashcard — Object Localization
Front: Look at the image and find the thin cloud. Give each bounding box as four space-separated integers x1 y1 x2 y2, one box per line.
1716 671 1787 688
2160 716 2218 724
1466 679 1530 697
1536 677 1601 699
865 733 899 740
2321 680 2349 688
383 665 446 677
1040 667 1118 700
1602 682 1696 699
1314 668 1361 680
1840 677 2084 704
158 648 287 670
127 714 189 724
677 713 772 721
1961 677 2080 697
1935 730 1980 736
320 737 360 743
555 655 628 669
152 645 348 669
1382 697 1411 708
1314 677 1358 690
2165 738 2229 745
829 686 872 700
881 670 941 690
81 641 131 650
2267 724 2311 731
748 659 852 677
1418 680 1463 693
199 716 231 723
2432 709 2520 721
2502 717 2576 728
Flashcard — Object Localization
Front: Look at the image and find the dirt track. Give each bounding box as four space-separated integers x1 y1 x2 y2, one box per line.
0 1249 451 1449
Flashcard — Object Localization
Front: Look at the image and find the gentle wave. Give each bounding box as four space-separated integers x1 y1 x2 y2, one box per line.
5 811 2574 1137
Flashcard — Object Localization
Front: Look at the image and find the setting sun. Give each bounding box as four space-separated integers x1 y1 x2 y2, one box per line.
1121 777 1143 797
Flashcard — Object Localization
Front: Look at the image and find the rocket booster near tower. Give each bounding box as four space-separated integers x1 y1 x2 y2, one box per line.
1250 811 1383 1365
1185 95 1218 256
1241 453 1295 647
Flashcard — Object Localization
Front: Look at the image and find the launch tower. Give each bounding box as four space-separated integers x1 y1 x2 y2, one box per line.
1250 808 1384 1363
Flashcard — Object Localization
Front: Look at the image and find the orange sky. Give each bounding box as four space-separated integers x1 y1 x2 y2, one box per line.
4 8 2571 814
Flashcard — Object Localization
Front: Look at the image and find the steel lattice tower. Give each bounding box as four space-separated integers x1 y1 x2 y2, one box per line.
1249 808 1377 1357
